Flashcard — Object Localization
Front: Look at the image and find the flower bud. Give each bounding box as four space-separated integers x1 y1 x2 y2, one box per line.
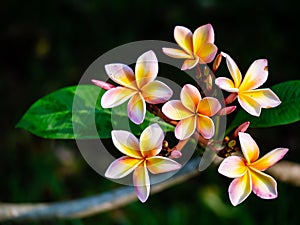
170 150 182 159
233 121 250 138
213 53 222 72
218 106 236 115
91 79 115 90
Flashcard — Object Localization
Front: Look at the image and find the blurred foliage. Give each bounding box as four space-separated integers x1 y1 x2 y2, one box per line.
0 0 299 224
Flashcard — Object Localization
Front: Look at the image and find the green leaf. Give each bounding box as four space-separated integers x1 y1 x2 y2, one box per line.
228 80 300 132
16 85 174 139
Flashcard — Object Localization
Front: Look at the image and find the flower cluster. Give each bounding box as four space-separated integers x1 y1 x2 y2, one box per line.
93 24 288 205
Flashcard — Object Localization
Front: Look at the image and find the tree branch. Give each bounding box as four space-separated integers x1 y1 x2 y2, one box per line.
1 159 300 222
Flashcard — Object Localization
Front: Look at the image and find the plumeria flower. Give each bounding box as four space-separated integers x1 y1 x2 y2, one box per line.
162 84 221 140
218 132 288 206
162 24 218 70
101 50 173 124
215 52 281 116
105 123 181 203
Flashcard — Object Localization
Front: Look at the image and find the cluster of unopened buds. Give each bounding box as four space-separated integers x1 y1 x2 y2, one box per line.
92 24 288 205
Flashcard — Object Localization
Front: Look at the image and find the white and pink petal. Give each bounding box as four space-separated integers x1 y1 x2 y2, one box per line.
175 116 196 140
111 130 142 158
251 148 289 171
238 132 260 164
218 156 247 178
174 26 194 56
105 156 142 179
140 123 164 158
133 162 150 203
215 77 239 93
162 100 193 120
101 87 136 108
250 168 277 199
162 48 192 59
180 84 202 112
141 80 173 104
228 171 252 206
196 114 215 139
127 93 146 125
135 50 158 89
147 156 181 174
197 97 221 117
221 52 242 88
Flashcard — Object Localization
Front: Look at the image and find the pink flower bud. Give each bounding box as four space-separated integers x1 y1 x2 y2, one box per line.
91 79 115 90
233 121 250 138
218 106 236 115
170 150 182 159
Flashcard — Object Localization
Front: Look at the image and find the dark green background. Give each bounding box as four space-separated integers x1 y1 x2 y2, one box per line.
1 0 299 224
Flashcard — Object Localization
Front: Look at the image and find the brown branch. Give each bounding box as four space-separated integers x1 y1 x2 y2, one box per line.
0 159 299 222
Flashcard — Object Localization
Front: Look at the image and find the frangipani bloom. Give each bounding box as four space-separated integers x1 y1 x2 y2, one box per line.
101 50 173 124
162 84 221 140
218 132 288 206
215 52 281 116
105 123 181 203
162 24 218 70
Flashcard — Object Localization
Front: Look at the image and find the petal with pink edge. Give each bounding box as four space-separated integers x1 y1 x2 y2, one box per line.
250 168 277 199
242 89 281 108
133 162 150 203
251 148 289 171
128 93 146 124
141 80 173 104
147 156 181 174
140 123 164 158
175 116 197 140
111 130 142 158
105 156 142 179
101 87 136 108
218 156 247 178
238 93 262 117
197 97 221 117
239 59 268 91
193 24 215 53
221 52 242 87
105 63 137 89
238 132 259 163
180 84 201 112
197 43 218 64
228 171 252 206
215 77 239 93
196 114 215 139
174 26 193 56
162 100 193 120
135 50 158 89
162 48 192 59
181 58 199 70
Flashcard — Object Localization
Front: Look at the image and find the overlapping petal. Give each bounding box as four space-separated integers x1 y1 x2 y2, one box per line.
250 168 277 199
135 50 158 89
238 132 259 163
193 24 215 52
242 89 281 108
147 156 182 174
221 52 242 87
175 116 196 140
162 100 193 120
251 148 289 171
180 84 201 112
133 163 150 203
101 87 136 108
196 114 215 139
215 77 238 93
105 63 137 89
197 43 217 63
127 93 146 125
228 171 252 206
105 156 142 179
140 124 164 158
238 93 262 117
239 59 268 91
174 26 193 55
218 156 247 178
141 80 173 104
111 130 141 158
197 97 221 116
181 58 199 70
162 48 192 59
